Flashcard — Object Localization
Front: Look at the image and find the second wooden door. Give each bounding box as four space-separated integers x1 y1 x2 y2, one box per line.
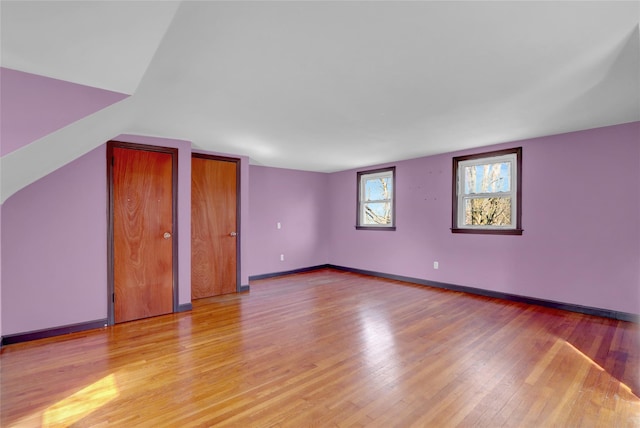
191 155 238 299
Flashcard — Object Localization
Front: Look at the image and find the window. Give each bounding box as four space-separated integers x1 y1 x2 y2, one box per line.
452 147 522 235
357 167 395 230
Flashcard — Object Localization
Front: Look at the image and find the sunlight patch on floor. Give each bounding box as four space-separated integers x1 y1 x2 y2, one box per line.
562 340 605 372
40 373 120 426
527 338 638 401
562 340 639 400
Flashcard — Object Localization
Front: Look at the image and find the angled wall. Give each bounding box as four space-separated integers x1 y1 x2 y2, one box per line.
0 68 128 156
1 145 108 334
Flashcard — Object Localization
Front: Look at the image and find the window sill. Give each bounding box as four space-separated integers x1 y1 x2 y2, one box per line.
451 228 523 235
355 226 396 231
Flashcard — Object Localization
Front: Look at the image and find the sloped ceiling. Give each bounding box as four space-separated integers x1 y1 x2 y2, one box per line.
1 1 638 203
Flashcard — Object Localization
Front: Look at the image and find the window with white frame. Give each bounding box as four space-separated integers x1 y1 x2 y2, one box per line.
452 148 522 235
357 167 395 230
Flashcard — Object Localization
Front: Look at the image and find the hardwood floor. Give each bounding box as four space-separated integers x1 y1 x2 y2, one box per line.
1 269 638 427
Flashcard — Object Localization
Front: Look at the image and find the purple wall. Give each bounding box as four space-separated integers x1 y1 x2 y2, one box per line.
248 166 329 276
327 122 640 315
1 145 108 334
0 68 128 156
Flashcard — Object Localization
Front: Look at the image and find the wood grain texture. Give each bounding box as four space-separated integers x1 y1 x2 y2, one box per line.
113 147 173 323
191 156 237 299
1 269 638 427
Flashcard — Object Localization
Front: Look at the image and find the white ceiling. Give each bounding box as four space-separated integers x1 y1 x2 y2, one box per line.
1 1 639 200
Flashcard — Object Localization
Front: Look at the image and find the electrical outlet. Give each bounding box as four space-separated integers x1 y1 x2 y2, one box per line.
433 261 439 269
277 222 281 229
280 254 285 261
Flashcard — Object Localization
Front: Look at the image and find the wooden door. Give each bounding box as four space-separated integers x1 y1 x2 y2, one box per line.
191 155 238 299
110 144 176 323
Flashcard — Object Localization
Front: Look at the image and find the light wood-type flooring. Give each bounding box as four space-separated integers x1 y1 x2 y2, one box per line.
1 269 638 427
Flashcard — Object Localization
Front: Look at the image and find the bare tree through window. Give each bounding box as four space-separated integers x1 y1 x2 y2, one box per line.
452 148 522 235
357 167 395 230
464 162 511 226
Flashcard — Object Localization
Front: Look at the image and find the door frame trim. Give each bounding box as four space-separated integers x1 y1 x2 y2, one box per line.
192 153 242 293
107 141 180 325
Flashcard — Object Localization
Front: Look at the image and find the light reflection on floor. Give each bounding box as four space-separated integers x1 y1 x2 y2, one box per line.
11 373 121 427
358 309 400 384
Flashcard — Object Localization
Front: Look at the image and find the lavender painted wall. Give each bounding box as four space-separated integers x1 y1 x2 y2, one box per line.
1 145 108 334
328 122 640 315
248 166 329 276
0 68 128 156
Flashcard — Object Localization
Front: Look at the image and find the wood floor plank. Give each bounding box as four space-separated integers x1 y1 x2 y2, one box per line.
1 268 638 427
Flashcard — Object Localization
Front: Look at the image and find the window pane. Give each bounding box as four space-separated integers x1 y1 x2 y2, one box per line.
464 162 510 194
363 202 392 225
364 177 392 201
464 197 512 226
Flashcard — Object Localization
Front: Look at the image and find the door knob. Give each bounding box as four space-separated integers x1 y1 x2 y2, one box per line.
229 232 237 237
163 232 172 239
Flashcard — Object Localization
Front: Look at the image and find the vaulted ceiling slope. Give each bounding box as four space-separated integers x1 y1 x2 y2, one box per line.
1 1 638 203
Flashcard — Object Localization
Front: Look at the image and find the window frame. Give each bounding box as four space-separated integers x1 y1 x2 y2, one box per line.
356 166 396 231
452 147 522 235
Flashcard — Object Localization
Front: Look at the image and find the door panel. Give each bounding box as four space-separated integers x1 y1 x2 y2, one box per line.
113 147 174 323
191 156 238 299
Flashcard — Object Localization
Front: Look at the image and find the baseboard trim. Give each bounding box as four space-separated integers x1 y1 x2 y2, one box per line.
328 265 638 323
177 303 193 313
2 266 633 347
239 284 250 292
249 264 331 281
1 319 108 346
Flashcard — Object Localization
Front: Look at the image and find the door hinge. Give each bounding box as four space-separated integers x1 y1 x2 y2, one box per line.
112 293 115 303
